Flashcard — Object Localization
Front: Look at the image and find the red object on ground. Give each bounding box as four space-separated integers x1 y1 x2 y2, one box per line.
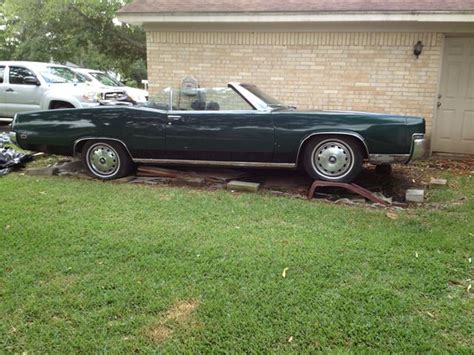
307 180 389 205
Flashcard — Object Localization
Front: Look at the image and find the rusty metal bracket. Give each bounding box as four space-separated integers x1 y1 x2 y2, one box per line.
307 180 389 205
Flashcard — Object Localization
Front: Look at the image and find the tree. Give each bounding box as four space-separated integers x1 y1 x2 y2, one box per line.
0 0 146 86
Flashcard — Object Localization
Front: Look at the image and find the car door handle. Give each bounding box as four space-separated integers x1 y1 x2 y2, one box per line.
5 88 14 93
168 115 182 121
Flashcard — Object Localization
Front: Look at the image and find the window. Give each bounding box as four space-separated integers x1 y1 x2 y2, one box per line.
145 88 171 110
90 72 122 87
75 72 92 83
241 84 283 107
9 66 38 85
0 66 4 84
40 66 86 84
171 87 254 111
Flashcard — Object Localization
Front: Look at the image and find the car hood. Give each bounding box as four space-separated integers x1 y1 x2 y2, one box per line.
45 82 124 94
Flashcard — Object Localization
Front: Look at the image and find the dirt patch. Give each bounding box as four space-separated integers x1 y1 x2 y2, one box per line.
146 299 199 343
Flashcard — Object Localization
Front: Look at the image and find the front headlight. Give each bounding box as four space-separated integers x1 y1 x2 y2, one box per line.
82 91 101 102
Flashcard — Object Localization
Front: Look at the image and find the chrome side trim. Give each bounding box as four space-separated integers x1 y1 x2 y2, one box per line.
368 154 410 164
133 158 296 169
73 137 133 158
296 132 370 164
165 110 261 115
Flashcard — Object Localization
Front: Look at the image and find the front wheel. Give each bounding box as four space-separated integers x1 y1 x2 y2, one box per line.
303 136 363 182
82 140 134 180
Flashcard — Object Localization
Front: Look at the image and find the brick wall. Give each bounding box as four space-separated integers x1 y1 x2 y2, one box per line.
146 31 443 138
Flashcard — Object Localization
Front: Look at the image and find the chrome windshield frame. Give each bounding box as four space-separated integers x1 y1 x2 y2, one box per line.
228 82 272 112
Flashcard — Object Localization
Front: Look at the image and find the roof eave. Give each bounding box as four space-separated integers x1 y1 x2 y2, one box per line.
117 11 474 25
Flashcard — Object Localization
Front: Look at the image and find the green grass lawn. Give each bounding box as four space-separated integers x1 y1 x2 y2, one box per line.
1 173 473 352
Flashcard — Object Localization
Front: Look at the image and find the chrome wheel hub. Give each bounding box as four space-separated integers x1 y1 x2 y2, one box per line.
88 144 119 176
313 140 353 178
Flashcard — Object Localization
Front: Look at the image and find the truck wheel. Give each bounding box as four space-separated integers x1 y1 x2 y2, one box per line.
51 102 74 109
303 136 363 182
82 140 134 180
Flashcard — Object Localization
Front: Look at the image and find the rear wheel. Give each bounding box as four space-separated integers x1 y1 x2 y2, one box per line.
82 140 134 180
303 136 363 182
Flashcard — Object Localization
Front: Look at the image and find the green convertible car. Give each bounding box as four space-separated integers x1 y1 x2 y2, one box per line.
10 82 425 182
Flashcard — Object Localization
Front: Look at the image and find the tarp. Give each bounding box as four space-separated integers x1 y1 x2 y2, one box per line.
0 132 11 145
0 133 32 176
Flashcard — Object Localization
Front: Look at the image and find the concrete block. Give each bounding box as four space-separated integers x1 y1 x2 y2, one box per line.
406 189 424 203
25 166 59 176
227 180 260 193
430 177 447 186
175 177 205 187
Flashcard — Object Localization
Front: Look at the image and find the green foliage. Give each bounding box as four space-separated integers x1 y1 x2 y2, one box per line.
0 0 146 83
0 173 473 352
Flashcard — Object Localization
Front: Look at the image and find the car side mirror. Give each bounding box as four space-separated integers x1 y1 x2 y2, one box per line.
24 76 40 86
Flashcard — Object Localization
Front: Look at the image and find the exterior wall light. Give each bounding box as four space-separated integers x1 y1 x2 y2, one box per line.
414 41 424 59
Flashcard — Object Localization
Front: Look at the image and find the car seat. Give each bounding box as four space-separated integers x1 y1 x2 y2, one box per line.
206 101 220 111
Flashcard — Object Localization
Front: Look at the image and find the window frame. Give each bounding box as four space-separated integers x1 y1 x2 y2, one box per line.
8 66 40 86
0 66 5 84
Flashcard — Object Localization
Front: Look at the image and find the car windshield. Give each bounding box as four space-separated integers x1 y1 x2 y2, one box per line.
40 66 86 84
142 88 171 110
240 84 284 106
172 87 253 111
145 86 255 111
75 72 92 82
90 72 122 87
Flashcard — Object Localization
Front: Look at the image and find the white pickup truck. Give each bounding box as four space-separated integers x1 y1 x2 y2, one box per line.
0 61 129 123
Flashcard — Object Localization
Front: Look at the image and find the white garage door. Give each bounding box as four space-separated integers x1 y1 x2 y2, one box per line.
433 36 474 155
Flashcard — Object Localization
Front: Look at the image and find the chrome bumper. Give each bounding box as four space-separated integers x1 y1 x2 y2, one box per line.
368 133 426 165
407 133 426 163
9 131 17 145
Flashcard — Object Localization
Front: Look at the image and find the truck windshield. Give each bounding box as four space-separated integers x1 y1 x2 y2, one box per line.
41 66 86 84
90 72 123 87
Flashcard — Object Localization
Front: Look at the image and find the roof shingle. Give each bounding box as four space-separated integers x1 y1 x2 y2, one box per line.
119 0 474 14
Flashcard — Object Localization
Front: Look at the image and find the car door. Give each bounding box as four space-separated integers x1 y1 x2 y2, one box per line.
4 65 42 116
0 65 7 117
165 88 274 162
124 89 171 160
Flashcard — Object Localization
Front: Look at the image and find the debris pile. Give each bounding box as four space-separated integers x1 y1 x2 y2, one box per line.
0 147 31 176
136 166 251 187
0 132 11 145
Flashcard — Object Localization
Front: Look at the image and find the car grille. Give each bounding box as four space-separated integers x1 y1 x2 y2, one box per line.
101 91 128 101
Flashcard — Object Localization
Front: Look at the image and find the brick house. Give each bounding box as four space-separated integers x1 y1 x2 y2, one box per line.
118 0 474 155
